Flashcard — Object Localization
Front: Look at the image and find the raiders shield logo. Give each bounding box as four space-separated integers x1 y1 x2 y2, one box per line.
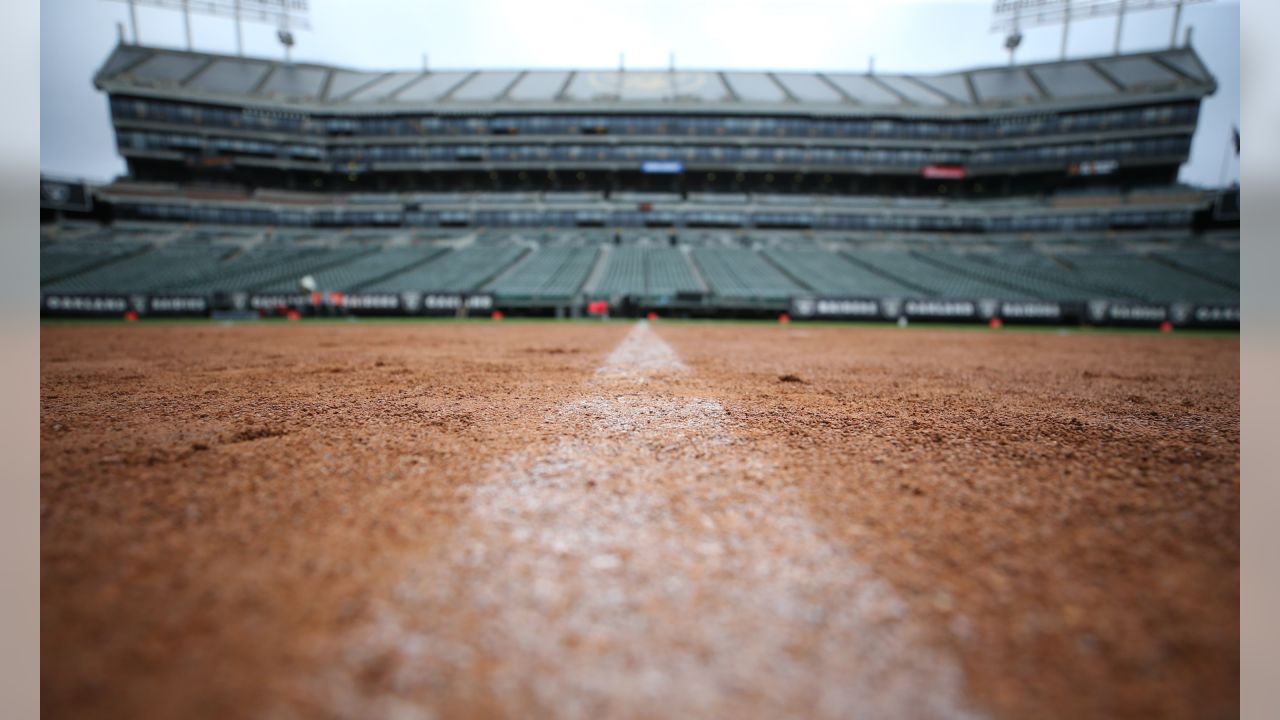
1087 300 1109 323
880 298 902 319
978 299 999 319
1170 303 1191 325
793 297 816 317
401 291 423 313
41 182 70 204
231 292 249 311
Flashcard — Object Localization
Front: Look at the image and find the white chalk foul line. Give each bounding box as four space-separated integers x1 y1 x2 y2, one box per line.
331 321 982 720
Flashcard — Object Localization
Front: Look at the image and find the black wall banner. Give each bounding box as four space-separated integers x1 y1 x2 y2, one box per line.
793 297 1030 322
146 295 208 315
342 293 402 313
467 293 496 312
248 293 311 311
420 293 495 315
791 296 1084 324
789 297 881 319
1087 301 1239 327
1087 300 1168 324
1170 303 1240 327
42 294 129 315
236 291 499 316
999 300 1065 321
1190 305 1240 326
901 299 978 320
40 178 92 212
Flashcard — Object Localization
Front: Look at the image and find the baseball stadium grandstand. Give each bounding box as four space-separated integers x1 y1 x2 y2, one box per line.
40 41 1239 326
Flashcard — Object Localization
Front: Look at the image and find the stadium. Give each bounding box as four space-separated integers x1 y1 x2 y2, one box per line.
40 3 1240 719
40 38 1238 325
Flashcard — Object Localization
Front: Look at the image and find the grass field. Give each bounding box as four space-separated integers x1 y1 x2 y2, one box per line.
41 321 1239 719
41 314 1241 336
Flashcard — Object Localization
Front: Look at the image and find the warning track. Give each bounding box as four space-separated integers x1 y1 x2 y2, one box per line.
40 322 1239 720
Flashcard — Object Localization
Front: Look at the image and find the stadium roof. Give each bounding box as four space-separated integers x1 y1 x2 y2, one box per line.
94 44 1215 117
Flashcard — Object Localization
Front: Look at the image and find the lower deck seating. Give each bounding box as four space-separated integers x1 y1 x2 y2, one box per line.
842 249 1027 299
44 242 235 294
691 247 805 302
1153 248 1239 289
40 224 1240 310
366 246 527 293
1054 250 1238 304
258 246 448 293
488 246 598 301
171 244 374 294
763 248 918 296
592 247 703 300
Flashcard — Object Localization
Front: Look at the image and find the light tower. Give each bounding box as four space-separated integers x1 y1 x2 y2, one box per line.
991 0 1212 60
104 0 310 58
1004 28 1023 65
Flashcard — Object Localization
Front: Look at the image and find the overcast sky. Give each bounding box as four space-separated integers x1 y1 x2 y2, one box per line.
41 0 1239 187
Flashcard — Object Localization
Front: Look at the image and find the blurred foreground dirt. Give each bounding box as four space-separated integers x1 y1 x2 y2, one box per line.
41 323 1238 719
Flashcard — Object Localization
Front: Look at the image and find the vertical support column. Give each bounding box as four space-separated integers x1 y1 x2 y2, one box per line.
1170 0 1185 49
127 0 138 44
182 0 192 51
1217 133 1229 187
1114 0 1128 55
234 0 243 56
668 52 677 100
1060 0 1072 60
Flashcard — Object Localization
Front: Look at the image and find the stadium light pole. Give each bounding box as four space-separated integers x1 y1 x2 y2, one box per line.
1170 0 1185 48
127 0 138 43
234 0 243 56
1114 0 1128 54
1059 0 1072 60
1005 5 1022 66
992 1 1212 61
1005 31 1021 66
279 26 295 63
103 1 310 55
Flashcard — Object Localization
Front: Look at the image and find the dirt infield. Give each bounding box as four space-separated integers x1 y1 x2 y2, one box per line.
41 321 1239 719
